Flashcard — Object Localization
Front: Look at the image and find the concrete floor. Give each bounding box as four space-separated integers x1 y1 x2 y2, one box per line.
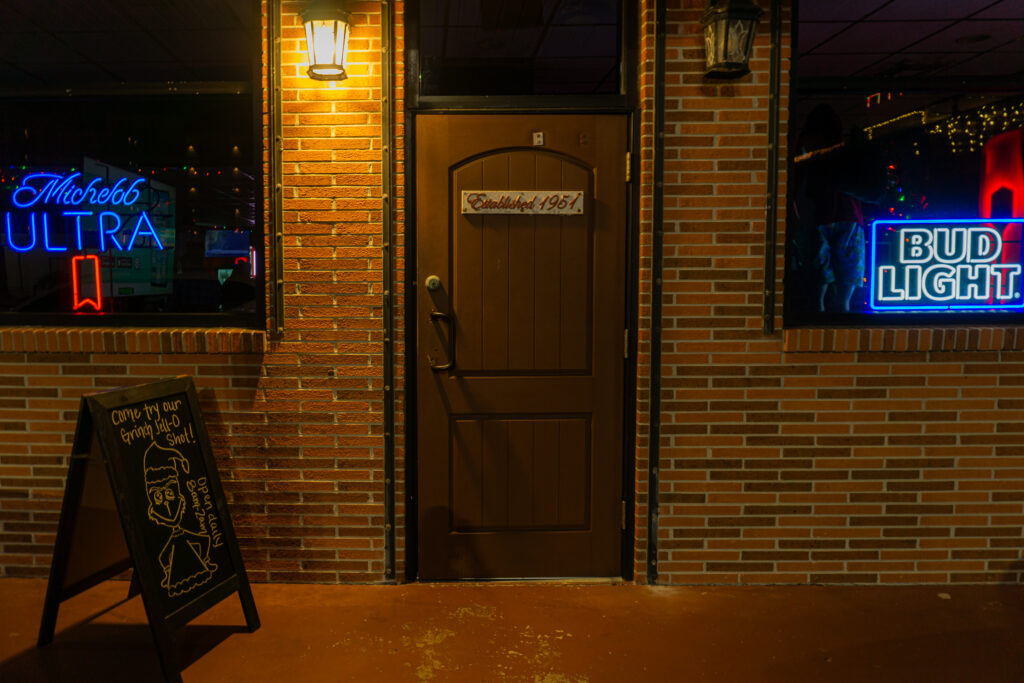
2 578 1023 682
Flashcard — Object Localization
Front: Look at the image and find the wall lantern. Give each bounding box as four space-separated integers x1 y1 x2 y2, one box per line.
701 0 764 79
301 0 351 81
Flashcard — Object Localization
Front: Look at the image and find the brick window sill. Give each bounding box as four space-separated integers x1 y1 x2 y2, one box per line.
0 327 265 354
783 327 1024 353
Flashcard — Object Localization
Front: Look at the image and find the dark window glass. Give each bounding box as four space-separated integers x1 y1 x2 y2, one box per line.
0 0 261 325
786 1 1024 327
417 0 622 97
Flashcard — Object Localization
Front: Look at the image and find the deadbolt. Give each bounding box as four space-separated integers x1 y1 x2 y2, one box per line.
425 275 442 291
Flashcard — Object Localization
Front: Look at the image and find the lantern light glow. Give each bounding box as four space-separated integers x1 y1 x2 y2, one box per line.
302 0 351 82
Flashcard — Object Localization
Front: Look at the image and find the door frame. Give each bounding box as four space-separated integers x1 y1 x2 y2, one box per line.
403 109 642 581
401 0 643 582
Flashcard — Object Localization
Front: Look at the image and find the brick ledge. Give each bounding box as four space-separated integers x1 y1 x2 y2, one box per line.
0 328 265 354
784 327 1024 353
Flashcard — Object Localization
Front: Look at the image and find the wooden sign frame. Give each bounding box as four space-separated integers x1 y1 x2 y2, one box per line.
460 189 585 215
37 377 259 683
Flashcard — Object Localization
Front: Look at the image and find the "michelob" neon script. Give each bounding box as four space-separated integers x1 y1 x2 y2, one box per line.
870 219 1024 311
12 172 145 209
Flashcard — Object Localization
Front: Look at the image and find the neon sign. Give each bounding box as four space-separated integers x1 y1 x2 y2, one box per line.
2 165 176 313
71 255 103 311
870 218 1024 311
12 172 144 209
3 172 164 254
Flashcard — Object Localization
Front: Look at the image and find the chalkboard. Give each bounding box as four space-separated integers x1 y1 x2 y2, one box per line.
38 377 259 683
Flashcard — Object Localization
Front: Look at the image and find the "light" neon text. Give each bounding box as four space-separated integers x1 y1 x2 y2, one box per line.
873 224 1023 308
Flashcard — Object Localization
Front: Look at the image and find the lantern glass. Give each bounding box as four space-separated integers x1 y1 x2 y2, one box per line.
302 4 351 81
701 0 763 78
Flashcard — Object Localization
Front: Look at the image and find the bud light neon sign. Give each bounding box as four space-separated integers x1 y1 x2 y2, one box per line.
870 218 1024 311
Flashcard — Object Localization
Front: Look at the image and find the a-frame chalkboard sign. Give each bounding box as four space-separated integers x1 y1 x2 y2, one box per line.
37 376 259 683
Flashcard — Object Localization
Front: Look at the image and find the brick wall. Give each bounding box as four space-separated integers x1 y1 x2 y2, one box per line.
0 330 267 577
654 1 1024 585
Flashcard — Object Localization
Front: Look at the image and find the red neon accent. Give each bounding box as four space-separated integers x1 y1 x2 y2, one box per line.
981 129 1024 219
979 129 1024 303
71 255 102 311
234 256 248 265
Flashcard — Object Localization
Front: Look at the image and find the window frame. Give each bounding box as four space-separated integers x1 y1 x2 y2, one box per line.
0 0 265 330
406 0 634 112
783 3 1024 330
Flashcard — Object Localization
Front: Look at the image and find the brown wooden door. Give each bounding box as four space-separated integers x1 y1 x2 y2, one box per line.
416 114 627 579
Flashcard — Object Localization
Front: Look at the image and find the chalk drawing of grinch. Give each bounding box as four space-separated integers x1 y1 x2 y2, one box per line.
143 442 218 597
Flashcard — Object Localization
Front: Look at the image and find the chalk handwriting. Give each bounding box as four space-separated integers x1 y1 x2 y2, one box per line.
144 442 218 597
111 394 223 598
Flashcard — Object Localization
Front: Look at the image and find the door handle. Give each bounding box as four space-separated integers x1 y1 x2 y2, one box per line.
429 310 455 371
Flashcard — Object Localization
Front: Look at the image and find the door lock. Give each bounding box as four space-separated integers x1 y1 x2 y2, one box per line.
425 275 442 291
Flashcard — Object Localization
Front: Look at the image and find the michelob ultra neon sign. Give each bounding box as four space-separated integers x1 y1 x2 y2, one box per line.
3 165 173 312
5 172 163 253
870 218 1024 311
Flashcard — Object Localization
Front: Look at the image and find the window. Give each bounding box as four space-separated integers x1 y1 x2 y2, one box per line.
0 0 261 327
412 0 624 100
785 0 1024 327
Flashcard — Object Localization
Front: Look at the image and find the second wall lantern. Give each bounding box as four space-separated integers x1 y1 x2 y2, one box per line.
302 0 351 81
701 0 764 78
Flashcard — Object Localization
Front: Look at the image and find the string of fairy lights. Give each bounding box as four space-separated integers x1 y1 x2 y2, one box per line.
0 163 255 232
926 100 1024 154
860 99 1024 154
0 165 253 190
4 100 1023 200
863 110 927 140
